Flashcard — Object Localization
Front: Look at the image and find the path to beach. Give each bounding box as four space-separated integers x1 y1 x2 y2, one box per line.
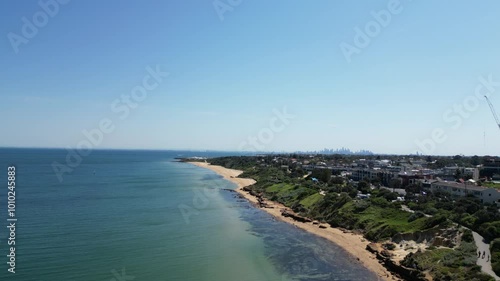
473 231 500 280
189 162 401 281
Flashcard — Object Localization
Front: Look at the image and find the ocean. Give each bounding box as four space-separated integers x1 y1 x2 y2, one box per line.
0 149 377 281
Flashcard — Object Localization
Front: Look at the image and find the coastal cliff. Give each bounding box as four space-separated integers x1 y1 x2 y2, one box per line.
188 156 497 281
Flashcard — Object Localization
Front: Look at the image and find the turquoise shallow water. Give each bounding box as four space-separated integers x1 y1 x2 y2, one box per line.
0 149 377 280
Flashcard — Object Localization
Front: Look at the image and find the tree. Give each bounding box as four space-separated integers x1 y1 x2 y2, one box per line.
406 184 421 194
330 176 344 185
311 168 331 183
371 178 381 188
376 188 398 201
389 178 402 192
455 168 463 181
471 155 480 166
358 180 370 193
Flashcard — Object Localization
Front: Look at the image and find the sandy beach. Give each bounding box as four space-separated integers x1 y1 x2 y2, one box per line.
189 162 401 281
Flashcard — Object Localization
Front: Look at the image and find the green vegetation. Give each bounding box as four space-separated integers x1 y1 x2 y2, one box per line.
206 155 500 281
491 238 500 276
405 192 500 242
312 193 429 241
265 183 294 193
462 229 474 243
481 182 500 189
401 242 492 281
300 193 323 208
266 183 316 207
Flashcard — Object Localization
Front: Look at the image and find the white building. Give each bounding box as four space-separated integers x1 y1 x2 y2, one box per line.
430 180 500 204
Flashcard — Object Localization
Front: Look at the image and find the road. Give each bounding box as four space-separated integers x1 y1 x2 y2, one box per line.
400 206 499 280
472 231 500 280
400 205 432 217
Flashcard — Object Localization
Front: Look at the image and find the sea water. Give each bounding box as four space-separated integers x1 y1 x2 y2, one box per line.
0 149 377 281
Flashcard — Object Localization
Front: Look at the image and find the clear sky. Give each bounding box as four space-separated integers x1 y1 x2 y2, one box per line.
1 0 500 155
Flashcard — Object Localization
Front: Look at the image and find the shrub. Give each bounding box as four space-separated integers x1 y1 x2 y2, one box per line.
357 180 370 193
492 239 500 276
370 197 390 208
478 221 500 242
491 238 500 252
330 176 344 185
295 187 316 201
462 229 474 243
424 214 448 229
328 210 358 229
366 224 398 241
353 200 370 212
376 189 398 201
392 201 402 209
348 188 359 199
459 214 477 228
408 211 425 222
407 202 419 210
493 261 500 276
423 206 439 215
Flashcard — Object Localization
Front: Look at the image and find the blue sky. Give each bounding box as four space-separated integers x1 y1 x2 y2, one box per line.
1 0 500 155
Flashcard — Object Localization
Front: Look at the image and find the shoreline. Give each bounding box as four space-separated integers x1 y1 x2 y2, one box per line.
189 161 401 281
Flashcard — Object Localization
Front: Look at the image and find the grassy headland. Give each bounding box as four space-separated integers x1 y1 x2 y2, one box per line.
200 155 500 281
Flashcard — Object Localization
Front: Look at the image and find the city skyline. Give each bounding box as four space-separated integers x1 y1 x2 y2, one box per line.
1 1 500 155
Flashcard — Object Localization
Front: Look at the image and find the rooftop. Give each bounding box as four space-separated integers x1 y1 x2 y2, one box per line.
432 181 499 192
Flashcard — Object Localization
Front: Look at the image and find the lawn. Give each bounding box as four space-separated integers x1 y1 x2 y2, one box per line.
482 182 500 189
300 193 323 208
265 183 295 193
357 205 428 234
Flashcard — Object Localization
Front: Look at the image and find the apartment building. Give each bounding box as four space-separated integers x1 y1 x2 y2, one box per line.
430 180 500 204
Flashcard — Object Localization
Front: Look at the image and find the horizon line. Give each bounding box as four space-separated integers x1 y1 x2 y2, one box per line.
0 146 498 157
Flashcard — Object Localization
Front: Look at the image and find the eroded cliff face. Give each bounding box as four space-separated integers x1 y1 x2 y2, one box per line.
366 226 464 281
366 243 427 281
391 227 461 248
